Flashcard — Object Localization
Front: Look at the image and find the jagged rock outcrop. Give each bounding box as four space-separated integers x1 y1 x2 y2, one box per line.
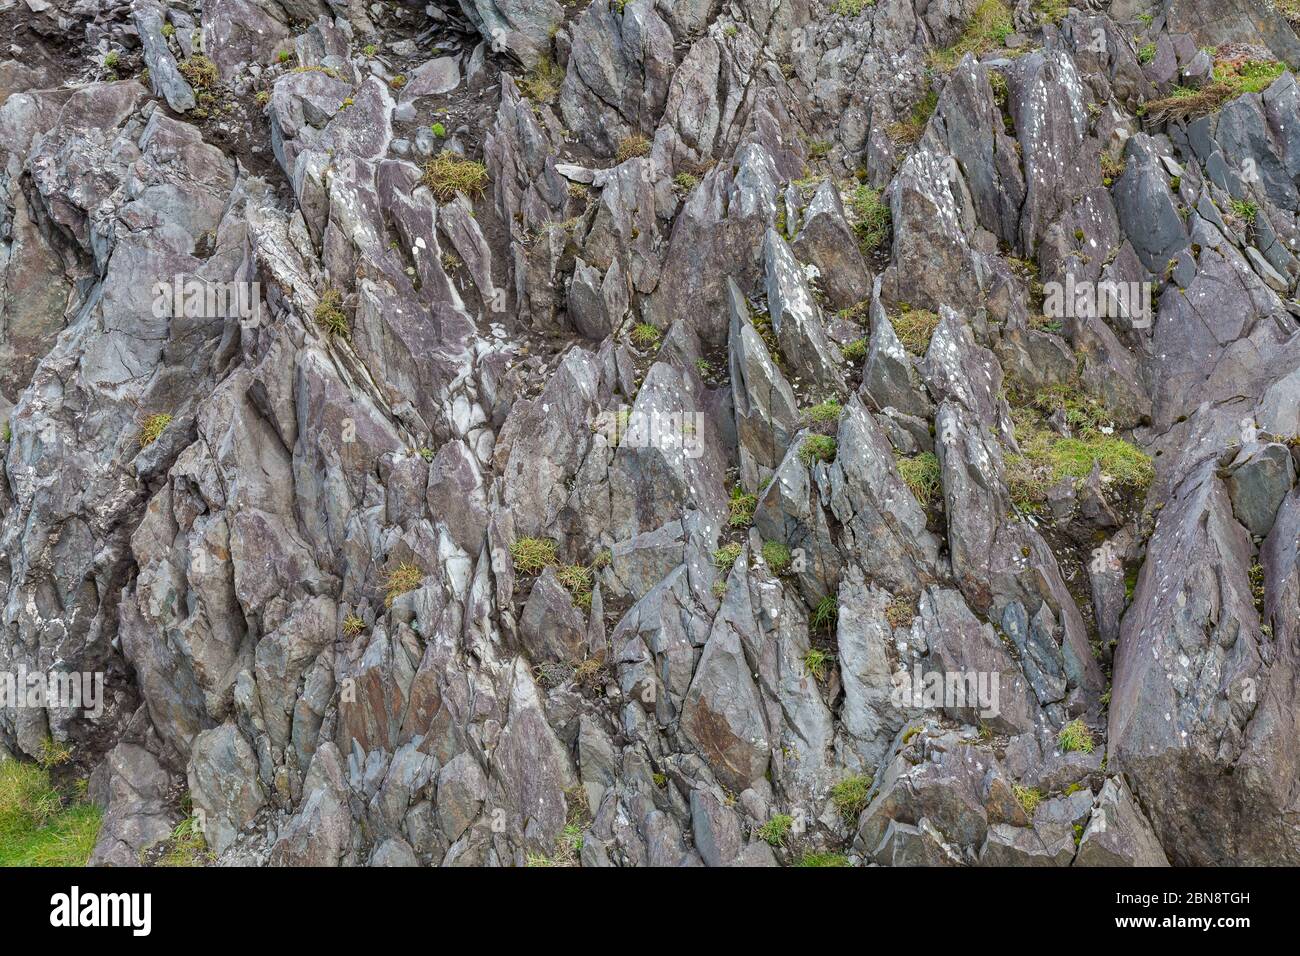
3 0 1299 870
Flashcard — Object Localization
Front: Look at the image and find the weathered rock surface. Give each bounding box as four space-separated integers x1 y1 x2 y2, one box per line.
1 0 1297 870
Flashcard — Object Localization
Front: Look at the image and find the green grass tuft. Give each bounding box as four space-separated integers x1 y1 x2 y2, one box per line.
930 0 1014 70
728 486 758 528
510 537 557 574
893 308 940 353
761 540 792 574
0 761 102 866
138 413 173 448
1057 719 1095 754
830 773 873 822
841 337 868 363
757 813 793 846
847 185 890 254
314 290 350 338
714 543 743 573
798 851 850 866
896 452 942 505
799 434 838 466
630 323 662 348
803 647 834 681
520 56 564 103
803 400 843 425
1013 783 1042 816
615 134 652 163
810 595 838 631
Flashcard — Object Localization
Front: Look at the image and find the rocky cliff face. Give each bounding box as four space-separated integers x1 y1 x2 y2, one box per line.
2 0 1299 867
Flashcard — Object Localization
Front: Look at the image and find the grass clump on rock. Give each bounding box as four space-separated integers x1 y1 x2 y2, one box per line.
615 134 652 162
830 773 873 821
1013 783 1042 815
841 337 868 363
1057 719 1095 754
714 543 743 573
757 813 793 846
887 89 938 145
630 322 662 348
761 540 792 574
848 184 890 254
728 486 758 527
384 562 423 606
510 537 557 574
556 563 594 608
810 595 838 631
520 56 563 103
139 413 173 448
893 308 941 353
896 451 942 504
179 54 219 91
422 152 489 202
799 434 838 466
314 290 350 338
803 647 834 681
930 0 1014 70
156 812 213 867
798 851 850 866
803 399 843 425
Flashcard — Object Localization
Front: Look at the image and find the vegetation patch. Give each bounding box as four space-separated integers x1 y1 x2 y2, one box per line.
831 0 874 15
841 337 868 363
714 543 743 573
342 613 365 639
1004 404 1153 510
798 851 850 866
615 134 652 163
830 773 873 821
799 434 838 466
931 0 1014 71
893 308 940 353
885 594 918 628
138 413 173 448
848 185 890 255
520 56 563 103
179 54 219 91
0 760 101 866
761 540 792 574
810 595 838 631
314 289 349 338
156 813 213 867
1057 718 1095 754
728 486 758 527
510 537 557 574
384 562 423 606
630 322 662 349
887 90 938 146
1141 58 1286 125
803 647 834 681
1013 783 1042 816
803 399 843 426
556 564 594 609
422 153 489 202
896 452 942 505
757 813 793 846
